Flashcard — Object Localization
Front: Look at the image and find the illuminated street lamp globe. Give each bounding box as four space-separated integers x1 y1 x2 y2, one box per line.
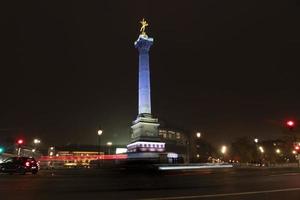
107 142 112 146
254 138 259 143
259 146 264 153
106 141 113 155
97 129 103 136
34 139 41 144
221 145 227 154
196 132 201 138
275 148 281 154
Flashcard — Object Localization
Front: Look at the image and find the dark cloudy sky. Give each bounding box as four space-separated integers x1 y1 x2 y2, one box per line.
1 0 300 146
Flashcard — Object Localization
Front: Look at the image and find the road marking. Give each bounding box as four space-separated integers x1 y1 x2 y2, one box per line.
158 165 233 171
269 173 300 177
140 187 300 200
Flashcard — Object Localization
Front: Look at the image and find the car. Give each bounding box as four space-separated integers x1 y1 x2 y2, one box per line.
0 157 39 175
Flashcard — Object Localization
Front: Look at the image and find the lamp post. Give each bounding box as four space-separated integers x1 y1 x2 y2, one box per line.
97 128 103 168
258 146 265 166
33 139 41 145
221 145 227 154
196 132 201 139
220 145 227 162
97 129 103 155
33 138 41 154
259 146 264 153
107 142 112 155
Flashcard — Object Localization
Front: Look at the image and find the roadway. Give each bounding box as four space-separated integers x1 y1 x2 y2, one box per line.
1 167 300 200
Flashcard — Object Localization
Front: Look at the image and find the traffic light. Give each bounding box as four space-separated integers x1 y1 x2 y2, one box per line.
0 146 4 154
17 139 24 145
294 143 300 154
286 120 295 130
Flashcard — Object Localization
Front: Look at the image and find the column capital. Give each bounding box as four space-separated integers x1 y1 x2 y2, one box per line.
135 35 153 53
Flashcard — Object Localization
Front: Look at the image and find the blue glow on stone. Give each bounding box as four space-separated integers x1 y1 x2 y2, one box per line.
135 35 154 115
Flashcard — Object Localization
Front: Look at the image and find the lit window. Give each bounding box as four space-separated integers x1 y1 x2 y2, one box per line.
160 130 166 136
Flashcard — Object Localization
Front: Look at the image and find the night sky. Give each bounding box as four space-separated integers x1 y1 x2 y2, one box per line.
1 0 300 146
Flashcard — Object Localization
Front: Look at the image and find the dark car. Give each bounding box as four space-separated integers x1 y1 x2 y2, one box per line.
0 157 39 175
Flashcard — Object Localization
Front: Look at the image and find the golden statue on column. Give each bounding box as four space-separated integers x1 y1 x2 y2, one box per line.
140 18 149 36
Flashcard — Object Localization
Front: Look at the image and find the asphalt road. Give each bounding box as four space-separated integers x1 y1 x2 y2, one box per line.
1 167 300 200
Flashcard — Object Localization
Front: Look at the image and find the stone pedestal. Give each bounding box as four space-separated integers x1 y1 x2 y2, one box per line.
131 115 160 142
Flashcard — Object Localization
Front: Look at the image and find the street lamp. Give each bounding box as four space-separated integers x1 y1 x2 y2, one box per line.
259 146 264 153
33 139 41 144
254 138 259 143
275 148 281 154
220 145 227 162
97 128 103 168
196 132 201 138
97 128 103 155
107 142 112 154
221 145 227 154
33 138 41 155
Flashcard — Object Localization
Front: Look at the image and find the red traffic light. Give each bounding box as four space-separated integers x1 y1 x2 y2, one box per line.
287 120 295 127
286 120 296 130
17 139 24 145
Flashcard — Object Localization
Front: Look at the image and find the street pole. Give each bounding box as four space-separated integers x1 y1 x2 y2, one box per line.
288 121 299 168
106 142 112 155
186 139 190 164
98 136 101 155
97 128 103 168
97 135 101 168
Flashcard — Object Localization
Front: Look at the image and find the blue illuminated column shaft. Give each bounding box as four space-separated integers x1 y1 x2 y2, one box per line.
135 36 153 115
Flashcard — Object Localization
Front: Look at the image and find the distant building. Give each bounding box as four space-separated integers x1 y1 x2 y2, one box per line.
40 144 127 168
158 128 189 163
158 126 216 163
